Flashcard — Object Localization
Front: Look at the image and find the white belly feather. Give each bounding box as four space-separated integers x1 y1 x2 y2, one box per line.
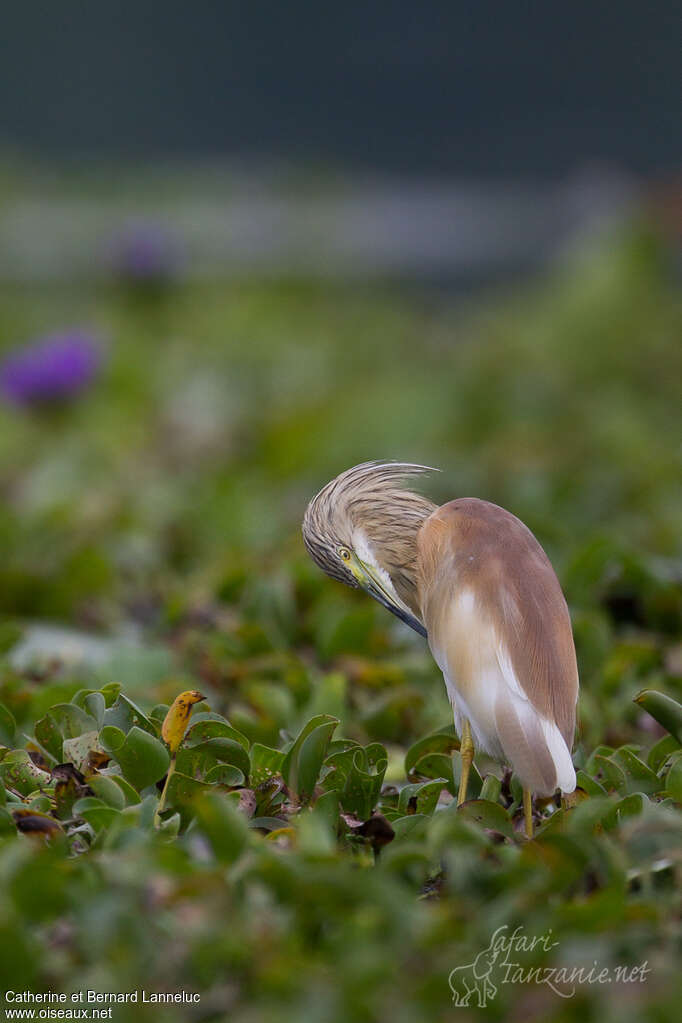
428 589 576 795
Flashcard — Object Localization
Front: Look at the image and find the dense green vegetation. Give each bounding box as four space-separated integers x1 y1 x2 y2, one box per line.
0 223 680 1022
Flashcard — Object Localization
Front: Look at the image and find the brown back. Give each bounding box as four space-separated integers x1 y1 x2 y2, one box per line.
417 499 578 747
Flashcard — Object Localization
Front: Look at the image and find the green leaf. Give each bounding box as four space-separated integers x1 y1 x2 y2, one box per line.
102 695 157 737
108 726 170 790
411 752 458 796
0 750 52 796
611 748 661 795
664 757 682 802
49 704 98 740
289 720 338 803
250 744 285 786
73 796 120 832
404 728 459 776
390 814 429 842
602 793 647 830
166 770 213 804
194 792 249 863
281 714 339 791
189 737 251 779
634 689 682 743
62 731 103 774
456 799 516 840
398 779 448 816
647 733 680 772
591 754 627 793
88 775 126 809
326 745 388 819
479 774 502 803
204 764 245 786
185 716 250 750
576 769 607 796
110 775 141 805
99 725 126 753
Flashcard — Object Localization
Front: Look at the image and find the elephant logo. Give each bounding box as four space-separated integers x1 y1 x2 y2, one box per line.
448 930 504 1007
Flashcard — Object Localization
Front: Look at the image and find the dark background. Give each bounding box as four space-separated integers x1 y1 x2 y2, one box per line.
2 2 680 177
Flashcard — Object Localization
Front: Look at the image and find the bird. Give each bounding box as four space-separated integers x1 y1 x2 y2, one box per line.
302 461 578 838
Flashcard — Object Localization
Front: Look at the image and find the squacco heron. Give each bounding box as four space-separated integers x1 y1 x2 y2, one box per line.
302 461 578 838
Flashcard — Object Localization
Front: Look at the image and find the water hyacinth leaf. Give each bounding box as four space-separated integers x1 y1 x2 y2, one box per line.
297 807 336 854
0 750 52 796
73 796 120 832
602 793 648 830
33 704 97 762
99 725 126 753
479 774 502 803
47 704 99 741
108 727 170 790
404 728 459 776
647 733 680 773
102 695 157 737
185 717 250 751
398 779 448 816
165 771 213 804
249 816 288 832
591 755 627 793
98 683 122 707
34 713 66 762
12 808 63 840
204 764 245 787
634 690 682 743
194 792 249 863
290 720 339 803
250 744 286 786
88 775 127 810
456 799 516 840
312 789 339 831
27 794 52 813
411 752 457 796
83 692 106 728
576 769 608 797
62 731 104 775
584 745 616 774
157 811 182 838
110 775 142 805
161 690 206 754
342 749 388 819
0 703 16 746
189 738 251 779
450 752 482 799
611 748 661 795
149 704 169 727
664 757 682 802
281 715 339 789
390 814 429 842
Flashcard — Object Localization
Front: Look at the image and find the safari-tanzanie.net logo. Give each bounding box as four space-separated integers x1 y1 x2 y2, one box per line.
448 925 649 1008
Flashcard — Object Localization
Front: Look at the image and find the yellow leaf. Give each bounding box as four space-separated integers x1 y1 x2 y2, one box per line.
161 690 206 754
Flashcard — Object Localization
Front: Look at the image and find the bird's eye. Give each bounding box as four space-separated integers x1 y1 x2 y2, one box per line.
338 547 352 562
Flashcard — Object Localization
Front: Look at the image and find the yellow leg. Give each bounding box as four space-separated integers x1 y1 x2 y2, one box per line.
457 719 474 806
523 788 534 839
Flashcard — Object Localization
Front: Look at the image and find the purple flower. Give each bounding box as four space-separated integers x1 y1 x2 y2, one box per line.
0 330 102 406
109 222 181 285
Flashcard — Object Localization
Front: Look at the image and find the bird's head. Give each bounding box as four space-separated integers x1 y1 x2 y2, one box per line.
302 461 438 637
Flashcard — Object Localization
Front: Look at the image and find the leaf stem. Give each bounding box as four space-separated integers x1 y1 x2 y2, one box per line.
154 753 177 828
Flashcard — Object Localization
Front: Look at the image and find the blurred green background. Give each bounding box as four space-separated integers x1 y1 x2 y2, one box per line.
0 208 680 1022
